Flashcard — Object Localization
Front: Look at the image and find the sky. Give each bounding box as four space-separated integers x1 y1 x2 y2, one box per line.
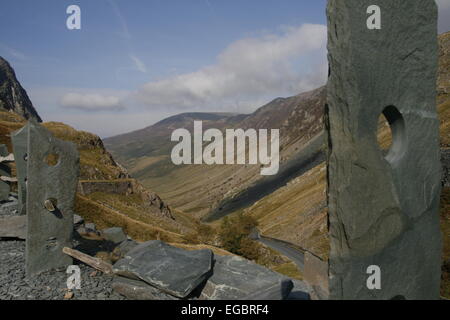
0 0 449 138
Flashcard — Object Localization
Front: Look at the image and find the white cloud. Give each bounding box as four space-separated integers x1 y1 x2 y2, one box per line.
135 24 328 110
130 54 147 73
60 93 125 112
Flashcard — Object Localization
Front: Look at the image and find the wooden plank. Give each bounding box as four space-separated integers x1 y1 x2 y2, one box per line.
62 247 113 275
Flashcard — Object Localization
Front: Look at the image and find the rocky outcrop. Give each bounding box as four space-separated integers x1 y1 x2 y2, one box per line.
0 57 41 122
326 0 442 299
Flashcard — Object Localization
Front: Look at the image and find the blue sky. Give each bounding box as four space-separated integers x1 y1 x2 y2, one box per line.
0 0 449 137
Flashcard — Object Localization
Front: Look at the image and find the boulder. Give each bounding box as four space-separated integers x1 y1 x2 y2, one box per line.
199 255 294 300
112 276 179 300
0 216 26 239
102 227 127 244
113 240 213 298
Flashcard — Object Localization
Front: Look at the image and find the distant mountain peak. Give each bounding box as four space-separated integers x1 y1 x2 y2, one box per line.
0 56 42 122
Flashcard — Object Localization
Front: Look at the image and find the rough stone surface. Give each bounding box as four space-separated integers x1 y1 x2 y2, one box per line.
113 240 213 298
0 216 26 239
24 121 80 276
199 255 295 300
112 276 179 300
326 0 442 299
102 227 127 244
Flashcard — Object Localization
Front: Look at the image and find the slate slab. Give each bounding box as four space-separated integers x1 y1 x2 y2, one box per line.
199 255 294 300
113 240 213 298
112 276 179 300
24 121 79 276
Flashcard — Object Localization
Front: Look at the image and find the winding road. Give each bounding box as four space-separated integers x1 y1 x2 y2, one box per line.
255 233 306 271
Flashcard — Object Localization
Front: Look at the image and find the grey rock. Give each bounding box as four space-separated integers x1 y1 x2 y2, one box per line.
73 214 84 226
102 227 127 244
326 0 442 299
0 216 26 239
199 255 294 300
7 196 18 203
21 121 79 277
112 276 179 300
113 240 213 298
85 223 97 232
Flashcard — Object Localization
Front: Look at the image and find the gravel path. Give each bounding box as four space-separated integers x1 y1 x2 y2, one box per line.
0 240 126 300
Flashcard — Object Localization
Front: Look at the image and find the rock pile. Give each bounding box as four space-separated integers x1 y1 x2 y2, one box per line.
110 239 311 300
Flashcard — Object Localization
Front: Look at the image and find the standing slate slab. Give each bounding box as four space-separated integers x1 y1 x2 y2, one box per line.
25 121 79 276
326 0 442 299
11 123 29 216
113 240 213 298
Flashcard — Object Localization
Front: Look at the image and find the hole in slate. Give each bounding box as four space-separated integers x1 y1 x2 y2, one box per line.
377 106 406 163
45 153 60 166
23 153 28 161
45 237 59 251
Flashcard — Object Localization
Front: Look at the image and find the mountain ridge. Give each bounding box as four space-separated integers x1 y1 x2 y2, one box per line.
0 57 42 122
